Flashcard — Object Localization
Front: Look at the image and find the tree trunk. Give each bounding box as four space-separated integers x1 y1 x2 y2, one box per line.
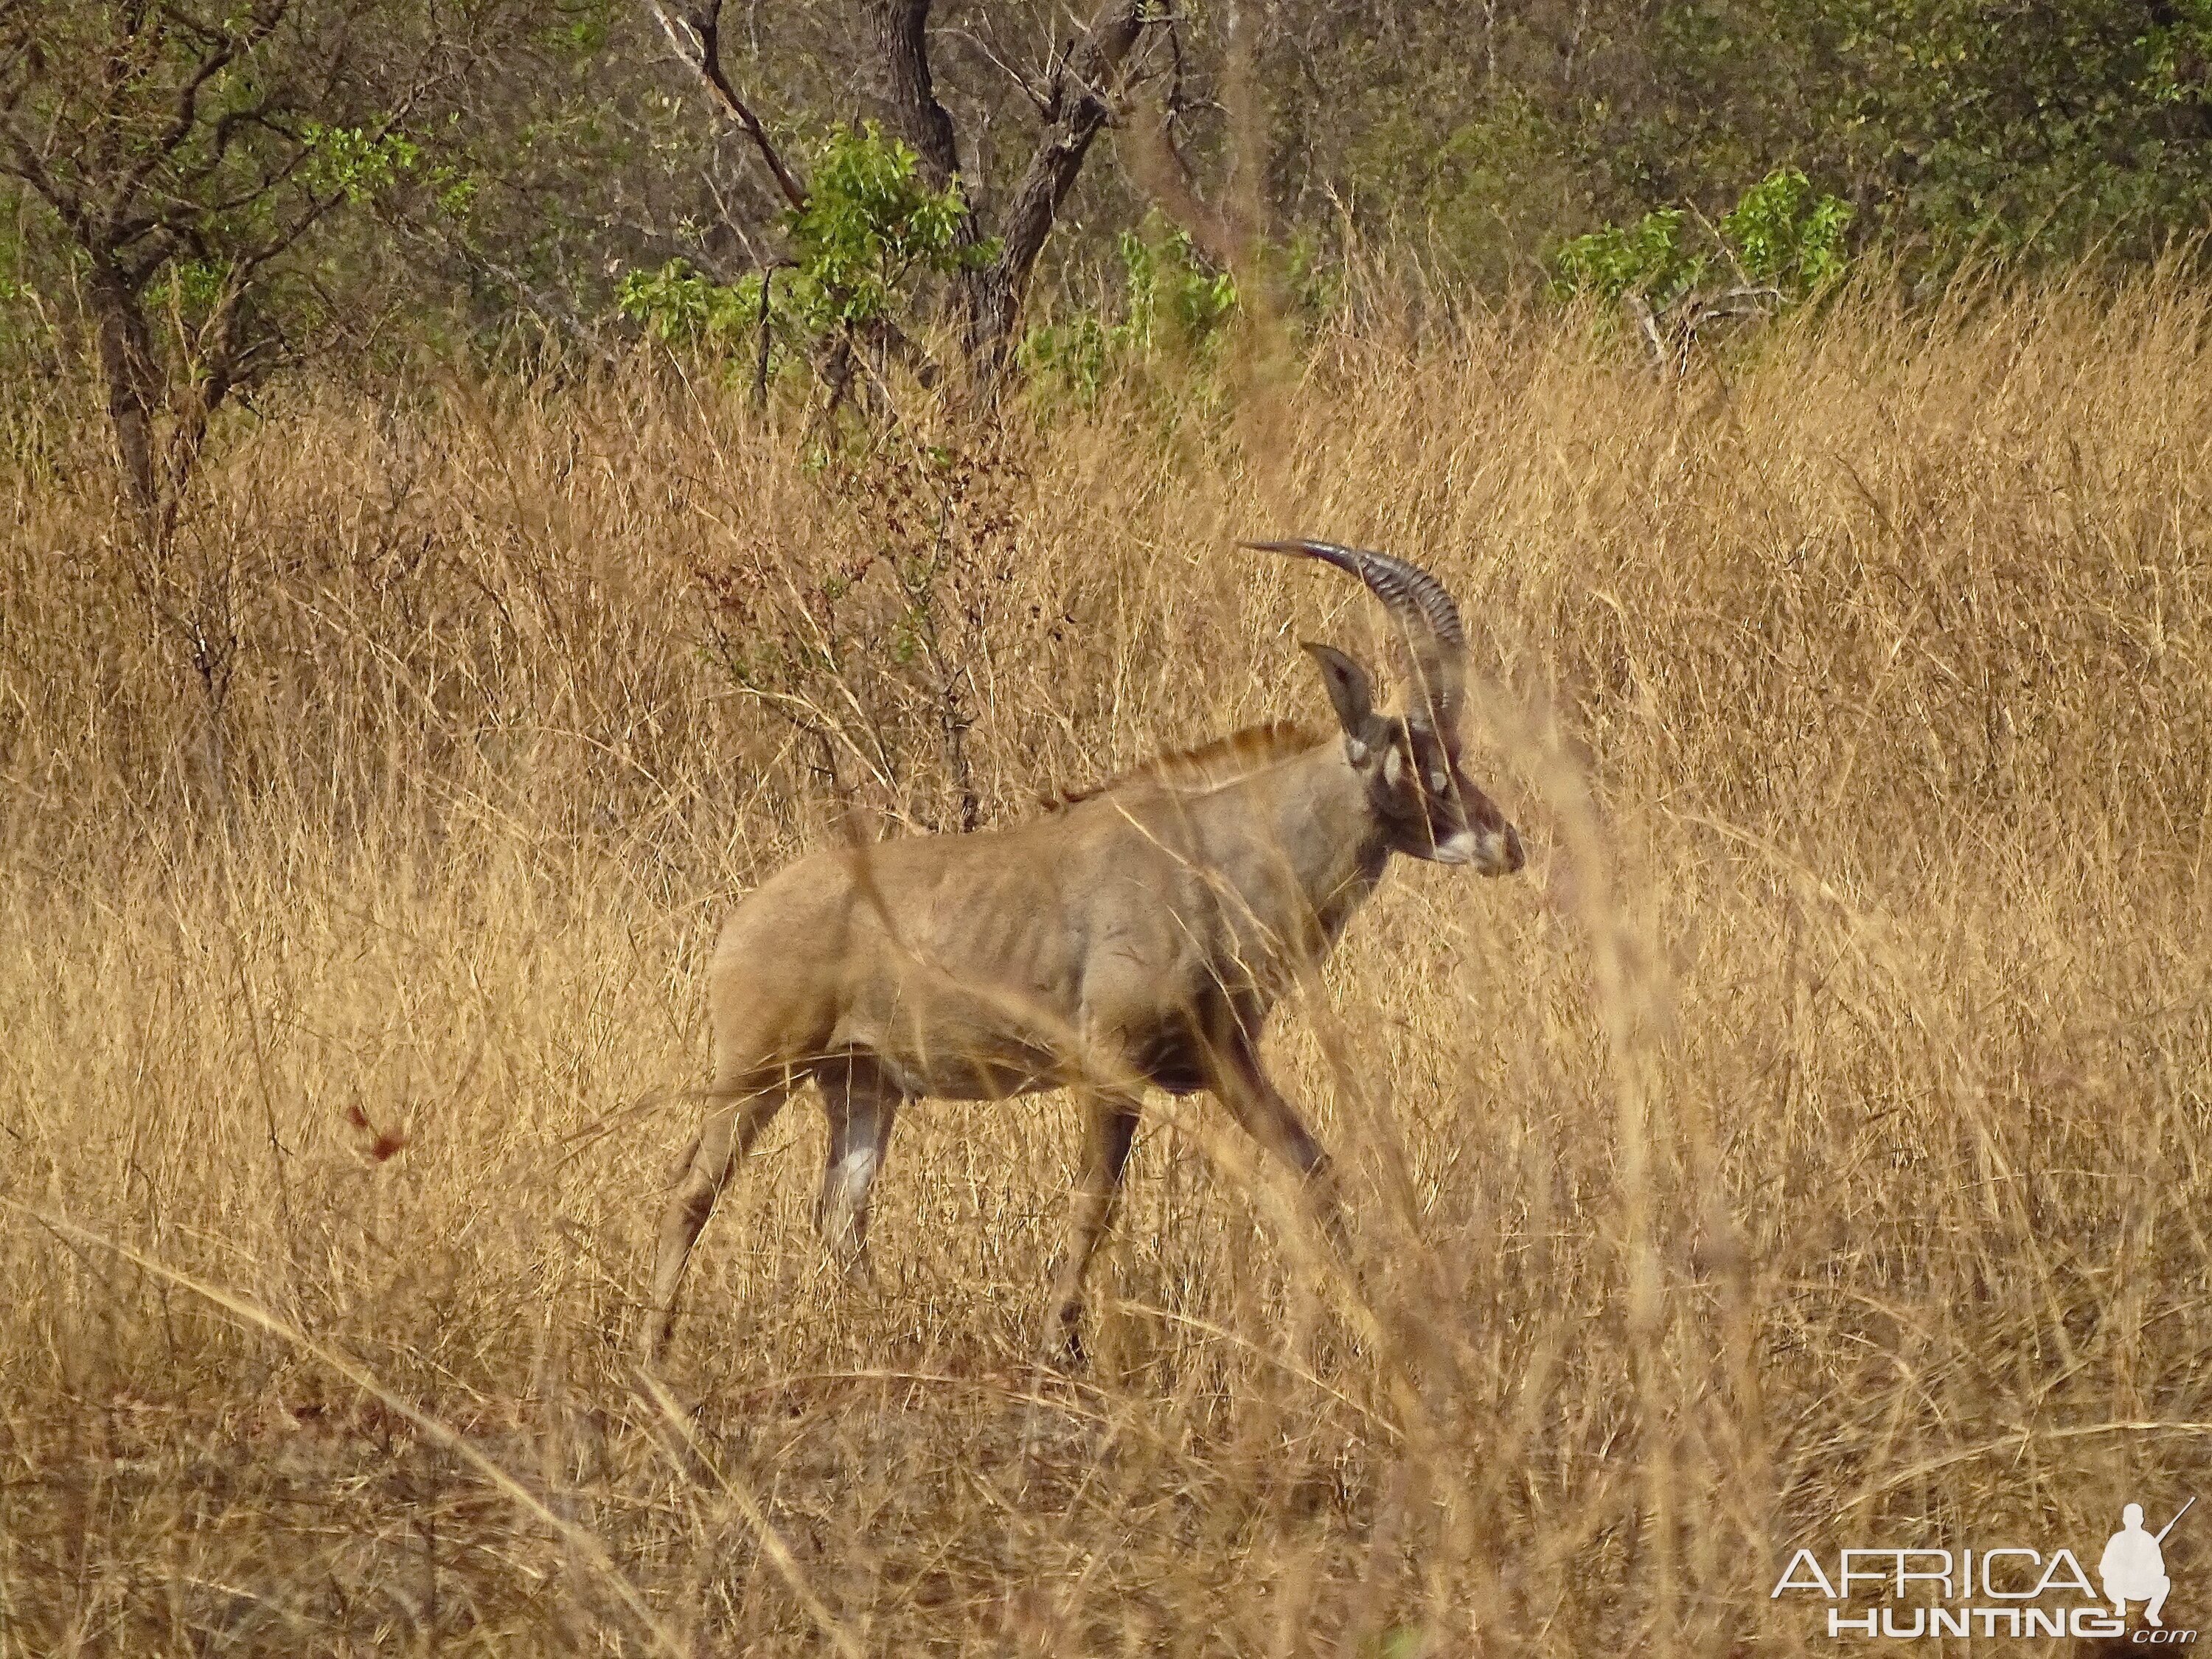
86 269 162 535
874 0 961 188
960 0 1152 389
868 0 1155 395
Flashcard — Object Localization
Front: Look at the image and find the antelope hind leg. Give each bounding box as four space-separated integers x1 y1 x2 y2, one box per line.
813 1057 902 1279
641 1082 790 1366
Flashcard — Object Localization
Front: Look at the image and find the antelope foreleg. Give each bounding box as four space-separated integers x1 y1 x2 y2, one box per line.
1043 1092 1143 1367
1208 1039 1351 1256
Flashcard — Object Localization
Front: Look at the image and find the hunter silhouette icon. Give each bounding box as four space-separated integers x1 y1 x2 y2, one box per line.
2104 1499 2192 1627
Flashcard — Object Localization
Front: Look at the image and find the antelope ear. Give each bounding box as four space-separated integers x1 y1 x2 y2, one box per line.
1301 641 1381 760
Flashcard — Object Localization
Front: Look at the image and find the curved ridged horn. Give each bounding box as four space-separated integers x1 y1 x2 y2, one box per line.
1243 538 1468 740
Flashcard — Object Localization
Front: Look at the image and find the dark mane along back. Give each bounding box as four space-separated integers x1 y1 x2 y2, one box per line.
1040 720 1325 813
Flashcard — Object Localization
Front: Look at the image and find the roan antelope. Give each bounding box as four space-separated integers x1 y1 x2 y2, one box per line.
644 540 1525 1365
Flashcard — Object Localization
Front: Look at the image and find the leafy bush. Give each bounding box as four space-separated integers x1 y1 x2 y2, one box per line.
616 260 762 352
784 122 992 331
617 122 989 382
1549 207 1708 309
1115 226 1239 354
299 122 422 206
1551 168 1855 309
1018 219 1239 402
1720 169 1855 295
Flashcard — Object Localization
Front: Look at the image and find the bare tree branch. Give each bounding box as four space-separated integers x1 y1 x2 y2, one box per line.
1120 97 1244 269
626 0 1159 394
0 122 88 233
863 0 1164 384
939 25 1054 119
106 28 243 220
459 243 615 362
641 0 809 211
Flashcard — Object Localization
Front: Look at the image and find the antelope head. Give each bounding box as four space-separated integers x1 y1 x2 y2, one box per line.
1246 539 1526 876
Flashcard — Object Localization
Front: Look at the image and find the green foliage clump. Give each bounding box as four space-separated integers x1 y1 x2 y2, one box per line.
1018 311 1116 403
616 260 762 352
1720 169 1855 294
617 122 989 383
1339 88 1586 288
1549 207 1706 307
0 226 50 359
782 122 992 330
1019 220 1239 403
299 123 422 206
1114 226 1239 353
153 258 231 321
1550 168 1854 308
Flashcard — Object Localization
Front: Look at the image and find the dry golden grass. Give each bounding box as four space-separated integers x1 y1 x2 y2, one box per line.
2 274 2210 1655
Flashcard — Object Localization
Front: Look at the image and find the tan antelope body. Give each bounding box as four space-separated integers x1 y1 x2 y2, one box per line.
644 542 1525 1364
